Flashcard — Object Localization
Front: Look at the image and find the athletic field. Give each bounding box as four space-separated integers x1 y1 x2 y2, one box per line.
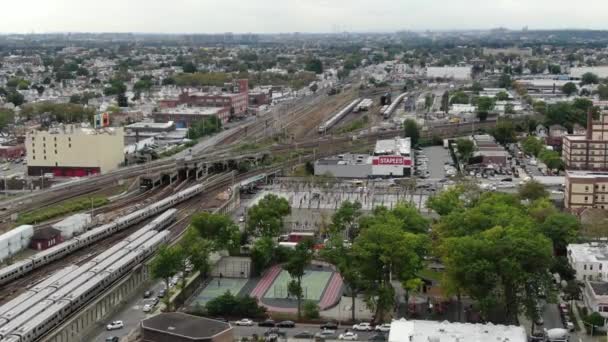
263 270 333 301
191 278 249 306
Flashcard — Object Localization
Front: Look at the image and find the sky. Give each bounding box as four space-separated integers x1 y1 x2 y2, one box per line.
2 0 608 34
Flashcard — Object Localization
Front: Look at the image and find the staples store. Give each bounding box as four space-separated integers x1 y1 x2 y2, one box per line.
372 155 413 177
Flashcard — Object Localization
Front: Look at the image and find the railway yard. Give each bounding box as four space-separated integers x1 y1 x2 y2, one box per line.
0 68 532 342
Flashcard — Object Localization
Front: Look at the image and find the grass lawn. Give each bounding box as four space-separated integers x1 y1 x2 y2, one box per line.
17 196 109 225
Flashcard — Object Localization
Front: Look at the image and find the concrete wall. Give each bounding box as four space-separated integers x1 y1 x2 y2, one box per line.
40 263 150 342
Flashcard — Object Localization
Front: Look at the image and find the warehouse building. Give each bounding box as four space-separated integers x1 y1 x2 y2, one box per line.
314 137 413 178
25 125 124 177
570 66 608 79
153 106 230 128
141 312 233 342
426 66 472 80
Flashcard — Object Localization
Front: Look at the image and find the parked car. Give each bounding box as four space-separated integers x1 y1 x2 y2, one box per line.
369 334 387 341
258 319 276 327
157 288 166 298
143 290 153 298
565 321 575 332
263 328 286 337
320 322 339 330
277 320 295 328
375 323 391 332
353 322 373 331
293 331 315 339
142 304 152 313
235 318 254 326
315 330 336 339
106 321 124 331
339 331 359 340
105 337 119 342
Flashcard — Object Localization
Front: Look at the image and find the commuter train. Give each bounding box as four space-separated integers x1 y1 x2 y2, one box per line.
0 183 203 286
318 98 362 134
0 231 171 342
381 92 408 119
0 209 176 332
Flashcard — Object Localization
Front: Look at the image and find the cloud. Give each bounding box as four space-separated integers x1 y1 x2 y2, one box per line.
1 0 607 33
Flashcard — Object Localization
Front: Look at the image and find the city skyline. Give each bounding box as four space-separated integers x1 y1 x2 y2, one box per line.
2 0 608 34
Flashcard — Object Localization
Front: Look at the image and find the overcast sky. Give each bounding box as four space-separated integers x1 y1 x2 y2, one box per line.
2 0 608 34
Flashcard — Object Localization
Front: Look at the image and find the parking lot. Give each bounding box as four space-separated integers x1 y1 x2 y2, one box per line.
416 146 454 180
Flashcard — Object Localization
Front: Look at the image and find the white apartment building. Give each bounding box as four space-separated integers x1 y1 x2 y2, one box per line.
567 243 608 282
388 318 527 342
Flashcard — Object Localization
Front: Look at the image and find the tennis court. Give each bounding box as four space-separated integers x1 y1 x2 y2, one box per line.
191 278 249 306
263 270 333 301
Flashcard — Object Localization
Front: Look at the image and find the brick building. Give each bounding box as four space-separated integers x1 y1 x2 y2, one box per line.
563 112 608 171
153 107 229 128
565 171 608 210
159 79 249 118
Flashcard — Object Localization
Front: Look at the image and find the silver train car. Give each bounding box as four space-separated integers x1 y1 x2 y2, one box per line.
0 231 170 342
0 186 193 285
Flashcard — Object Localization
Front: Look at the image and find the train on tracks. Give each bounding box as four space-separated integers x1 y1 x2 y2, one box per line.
0 209 176 342
0 183 205 286
318 98 362 134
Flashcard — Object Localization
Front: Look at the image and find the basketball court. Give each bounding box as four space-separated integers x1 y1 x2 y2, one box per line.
190 278 249 306
263 269 333 301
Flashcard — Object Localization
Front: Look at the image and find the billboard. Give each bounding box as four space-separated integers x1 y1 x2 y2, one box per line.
372 156 412 166
94 113 110 128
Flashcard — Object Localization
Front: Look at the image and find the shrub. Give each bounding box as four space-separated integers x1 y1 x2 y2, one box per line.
303 300 320 319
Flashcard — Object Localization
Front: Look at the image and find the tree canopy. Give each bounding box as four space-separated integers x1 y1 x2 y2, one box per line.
246 194 291 237
404 119 420 147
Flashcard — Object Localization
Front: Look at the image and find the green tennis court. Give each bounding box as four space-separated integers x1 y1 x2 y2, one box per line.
263 270 332 301
192 278 249 306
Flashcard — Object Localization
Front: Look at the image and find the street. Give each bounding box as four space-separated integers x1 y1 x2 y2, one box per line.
231 322 386 340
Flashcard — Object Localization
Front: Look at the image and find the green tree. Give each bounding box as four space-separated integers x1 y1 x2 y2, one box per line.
492 119 516 145
303 300 320 319
190 212 240 252
476 97 494 121
538 149 564 171
450 91 469 105
6 91 24 106
150 245 183 310
495 91 509 101
0 109 15 132
424 94 433 111
183 62 197 73
246 194 291 237
404 119 420 147
584 312 605 335
581 72 599 85
471 82 483 94
456 138 475 164
548 64 561 74
427 185 466 216
251 237 276 276
598 84 608 100
322 241 363 321
562 82 578 97
205 291 267 318
498 73 512 89
439 226 553 324
521 136 544 157
284 239 314 319
440 91 450 113
353 218 427 322
539 213 580 252
518 180 549 202
305 58 323 74
330 201 362 241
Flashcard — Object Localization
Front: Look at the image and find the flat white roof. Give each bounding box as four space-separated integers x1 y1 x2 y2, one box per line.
375 137 411 156
567 243 608 264
567 170 608 179
158 107 224 115
388 319 527 342
126 121 174 129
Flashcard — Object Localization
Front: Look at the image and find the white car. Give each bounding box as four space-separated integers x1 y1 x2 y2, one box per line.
106 321 124 330
375 323 391 332
234 318 254 326
352 322 373 331
143 304 152 313
339 332 359 340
